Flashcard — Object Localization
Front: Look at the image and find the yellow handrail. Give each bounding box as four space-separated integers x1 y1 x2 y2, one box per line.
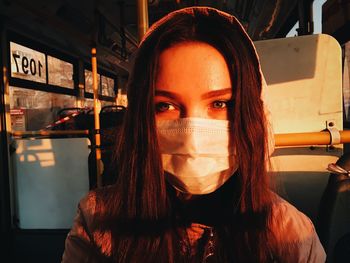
91 47 103 188
11 130 89 137
11 129 350 147
275 130 350 146
137 0 149 41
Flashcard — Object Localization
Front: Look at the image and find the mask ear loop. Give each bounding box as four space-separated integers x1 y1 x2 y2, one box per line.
327 163 350 177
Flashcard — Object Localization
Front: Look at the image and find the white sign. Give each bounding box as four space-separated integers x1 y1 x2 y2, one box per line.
10 42 46 83
10 108 26 131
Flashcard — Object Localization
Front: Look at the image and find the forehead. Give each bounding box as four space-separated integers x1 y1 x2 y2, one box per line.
155 41 231 93
158 41 226 67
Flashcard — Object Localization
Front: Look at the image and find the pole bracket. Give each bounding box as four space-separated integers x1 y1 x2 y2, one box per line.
326 120 341 146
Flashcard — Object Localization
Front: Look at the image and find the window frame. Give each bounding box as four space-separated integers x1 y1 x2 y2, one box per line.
7 31 79 96
83 63 117 102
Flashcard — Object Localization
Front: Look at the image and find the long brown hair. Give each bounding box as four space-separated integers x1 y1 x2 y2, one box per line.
98 7 278 262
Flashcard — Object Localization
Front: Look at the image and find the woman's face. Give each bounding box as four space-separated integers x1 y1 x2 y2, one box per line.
154 41 232 121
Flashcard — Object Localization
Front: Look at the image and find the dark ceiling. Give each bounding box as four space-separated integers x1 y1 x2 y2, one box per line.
0 0 309 76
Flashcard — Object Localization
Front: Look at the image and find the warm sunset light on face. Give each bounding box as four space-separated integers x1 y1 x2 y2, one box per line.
154 42 232 121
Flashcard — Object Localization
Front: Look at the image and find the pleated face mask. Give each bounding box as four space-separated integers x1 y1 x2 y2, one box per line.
157 117 238 195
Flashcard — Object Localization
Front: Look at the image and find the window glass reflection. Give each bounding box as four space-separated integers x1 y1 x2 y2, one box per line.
9 86 76 131
101 75 115 97
84 70 100 94
48 56 74 89
343 42 350 123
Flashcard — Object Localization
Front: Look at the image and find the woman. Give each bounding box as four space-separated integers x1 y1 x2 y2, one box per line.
62 7 326 263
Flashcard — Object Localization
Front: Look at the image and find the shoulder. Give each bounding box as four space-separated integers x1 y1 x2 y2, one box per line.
270 196 314 243
66 187 114 258
269 196 326 262
78 185 115 222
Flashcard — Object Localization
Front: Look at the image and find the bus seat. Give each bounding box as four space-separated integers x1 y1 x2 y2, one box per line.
101 105 126 113
56 107 84 119
88 107 125 188
333 233 350 263
254 34 342 224
317 153 350 263
52 107 84 131
74 106 125 131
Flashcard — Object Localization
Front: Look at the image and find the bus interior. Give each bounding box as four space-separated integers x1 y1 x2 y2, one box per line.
0 0 350 262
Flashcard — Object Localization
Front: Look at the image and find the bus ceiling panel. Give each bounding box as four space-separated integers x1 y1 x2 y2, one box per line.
0 0 309 72
0 1 93 58
246 0 299 40
144 0 305 40
2 0 304 42
55 3 93 35
0 0 137 74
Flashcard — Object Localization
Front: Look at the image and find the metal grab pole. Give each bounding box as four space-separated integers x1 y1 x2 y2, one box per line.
137 0 149 41
275 130 350 147
10 130 350 146
11 130 89 137
91 47 103 188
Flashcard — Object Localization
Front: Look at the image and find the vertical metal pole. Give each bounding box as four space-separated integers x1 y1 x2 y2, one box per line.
297 0 314 35
137 0 149 41
76 61 85 108
91 47 103 188
1 22 13 252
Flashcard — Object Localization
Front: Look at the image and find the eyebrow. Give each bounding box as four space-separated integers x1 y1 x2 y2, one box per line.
200 88 232 99
154 90 181 100
155 88 232 100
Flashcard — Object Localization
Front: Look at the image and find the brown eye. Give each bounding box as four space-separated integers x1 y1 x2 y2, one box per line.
155 102 176 113
212 101 227 109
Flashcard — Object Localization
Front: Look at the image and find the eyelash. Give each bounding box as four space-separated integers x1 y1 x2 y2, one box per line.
210 100 233 110
155 100 234 113
211 100 227 109
155 102 176 113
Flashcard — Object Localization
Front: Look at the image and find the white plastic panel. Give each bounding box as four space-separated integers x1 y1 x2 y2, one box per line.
12 137 90 229
254 34 343 221
255 34 342 134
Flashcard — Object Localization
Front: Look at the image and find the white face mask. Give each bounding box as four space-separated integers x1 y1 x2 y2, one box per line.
156 118 238 195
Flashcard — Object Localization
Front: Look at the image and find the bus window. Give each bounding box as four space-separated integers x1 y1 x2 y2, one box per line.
116 88 128 107
101 75 115 97
343 42 350 125
47 56 74 89
84 69 101 94
9 86 76 131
